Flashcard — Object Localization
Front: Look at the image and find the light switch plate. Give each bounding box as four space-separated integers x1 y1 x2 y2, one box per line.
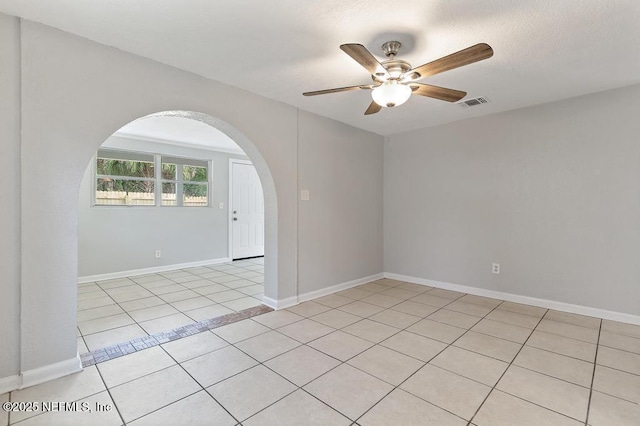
218 202 224 209
300 189 310 201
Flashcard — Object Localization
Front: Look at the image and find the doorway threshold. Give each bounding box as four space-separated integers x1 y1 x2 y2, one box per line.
79 304 273 368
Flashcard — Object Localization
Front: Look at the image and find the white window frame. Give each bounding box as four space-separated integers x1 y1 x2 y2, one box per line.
93 148 212 208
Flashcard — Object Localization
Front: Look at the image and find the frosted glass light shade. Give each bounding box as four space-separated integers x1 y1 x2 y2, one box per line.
371 82 412 107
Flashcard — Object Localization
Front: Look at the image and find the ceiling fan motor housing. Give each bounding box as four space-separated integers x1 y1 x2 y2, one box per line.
380 59 412 80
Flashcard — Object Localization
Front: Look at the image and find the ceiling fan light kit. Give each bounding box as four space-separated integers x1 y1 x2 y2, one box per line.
303 40 493 115
372 80 412 107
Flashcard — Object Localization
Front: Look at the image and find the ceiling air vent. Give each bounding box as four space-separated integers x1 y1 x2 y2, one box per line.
457 96 490 108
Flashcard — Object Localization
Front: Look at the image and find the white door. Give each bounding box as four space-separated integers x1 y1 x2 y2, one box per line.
231 161 265 260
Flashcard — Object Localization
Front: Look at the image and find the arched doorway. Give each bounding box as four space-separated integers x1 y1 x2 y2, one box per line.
75 111 277 352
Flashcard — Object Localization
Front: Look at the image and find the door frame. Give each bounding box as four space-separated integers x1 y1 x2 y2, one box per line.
228 158 257 260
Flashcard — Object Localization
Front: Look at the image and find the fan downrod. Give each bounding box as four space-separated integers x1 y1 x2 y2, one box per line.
375 41 413 82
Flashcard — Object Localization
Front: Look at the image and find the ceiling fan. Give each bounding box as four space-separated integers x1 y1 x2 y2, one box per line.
303 41 493 115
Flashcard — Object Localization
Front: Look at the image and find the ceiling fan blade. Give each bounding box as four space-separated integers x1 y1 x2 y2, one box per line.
364 101 382 115
409 43 493 79
303 84 373 96
410 83 467 102
340 44 389 77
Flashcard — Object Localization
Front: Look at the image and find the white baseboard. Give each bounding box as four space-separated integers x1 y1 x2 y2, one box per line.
263 272 385 310
385 272 640 326
0 374 21 394
262 295 298 310
19 355 83 391
298 273 385 304
78 257 232 283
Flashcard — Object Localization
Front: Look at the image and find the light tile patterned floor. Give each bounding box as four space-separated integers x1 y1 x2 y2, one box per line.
3 277 640 425
76 258 264 353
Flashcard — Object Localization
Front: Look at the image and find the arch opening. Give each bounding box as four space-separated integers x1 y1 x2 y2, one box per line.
76 110 278 350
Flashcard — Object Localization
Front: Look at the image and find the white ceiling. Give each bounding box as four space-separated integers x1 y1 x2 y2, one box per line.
2 0 640 136
115 116 245 154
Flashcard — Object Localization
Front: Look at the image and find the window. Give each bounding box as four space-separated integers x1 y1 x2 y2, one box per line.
95 150 155 206
95 149 209 207
161 156 209 207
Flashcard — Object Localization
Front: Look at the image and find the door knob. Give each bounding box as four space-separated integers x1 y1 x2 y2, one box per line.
233 217 237 221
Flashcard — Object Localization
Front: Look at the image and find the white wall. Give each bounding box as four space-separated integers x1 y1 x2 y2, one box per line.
385 84 640 316
78 136 248 278
0 14 20 383
298 111 384 295
1 15 384 390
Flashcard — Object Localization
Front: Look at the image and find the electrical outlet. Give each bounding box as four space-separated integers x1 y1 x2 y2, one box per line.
300 189 310 201
492 263 500 274
155 250 161 259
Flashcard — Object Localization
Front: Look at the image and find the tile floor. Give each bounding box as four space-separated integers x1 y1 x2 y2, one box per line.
3 277 639 425
76 258 265 353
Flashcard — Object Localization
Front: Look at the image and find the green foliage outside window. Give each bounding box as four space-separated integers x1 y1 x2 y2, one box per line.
96 159 154 193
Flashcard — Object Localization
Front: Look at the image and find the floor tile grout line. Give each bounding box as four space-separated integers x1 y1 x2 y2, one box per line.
81 278 144 344
585 386 639 406
522 338 600 364
467 306 548 425
99 351 185 389
119 339 239 391
382 297 503 406
352 291 494 424
282 303 428 366
218 365 298 424
531 325 600 345
155 330 230 365
5 392 11 426
77 332 91 357
589 362 640 378
467 308 606 425
97 277 156 323
542 309 603 329
79 276 247 320
93 361 127 425
323 289 508 358
235 327 385 424
82 298 196 335
504 357 594 390
157 344 243 426
476 389 591 426
593 342 640 359
296 388 356 423
191 324 317 424
584 319 603 426
598 327 640 341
